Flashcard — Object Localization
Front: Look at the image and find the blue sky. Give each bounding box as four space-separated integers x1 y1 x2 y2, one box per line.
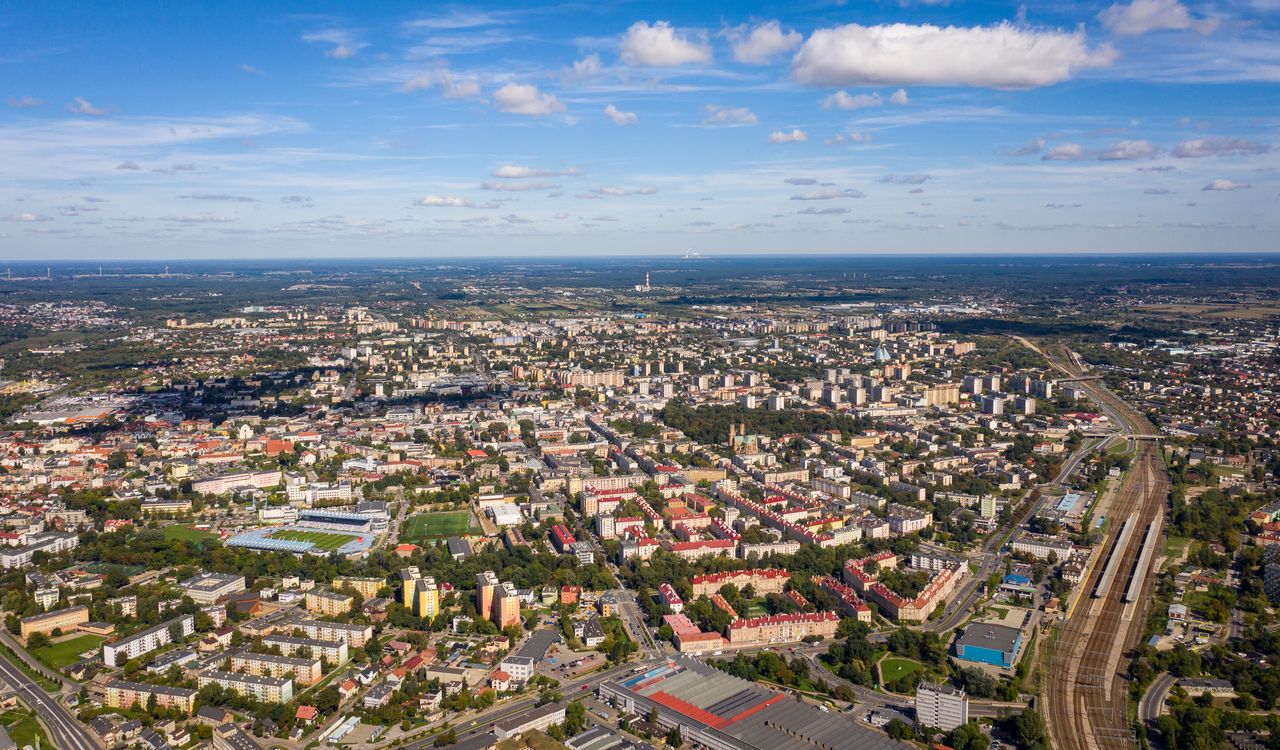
1 0 1277 258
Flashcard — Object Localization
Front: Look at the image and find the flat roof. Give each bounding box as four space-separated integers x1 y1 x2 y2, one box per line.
956 622 1023 654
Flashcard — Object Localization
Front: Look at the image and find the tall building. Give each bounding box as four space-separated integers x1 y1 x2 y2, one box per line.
476 570 498 621
401 568 439 619
493 581 521 630
916 682 968 731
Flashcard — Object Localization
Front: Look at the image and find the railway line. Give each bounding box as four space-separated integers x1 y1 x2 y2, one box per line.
1032 343 1169 750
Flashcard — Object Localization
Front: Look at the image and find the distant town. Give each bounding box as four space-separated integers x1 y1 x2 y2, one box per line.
0 256 1276 750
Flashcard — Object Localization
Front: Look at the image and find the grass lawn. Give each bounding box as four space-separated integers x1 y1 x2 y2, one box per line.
1 708 50 748
33 634 105 669
879 656 923 684
403 511 475 542
162 526 220 544
270 529 354 550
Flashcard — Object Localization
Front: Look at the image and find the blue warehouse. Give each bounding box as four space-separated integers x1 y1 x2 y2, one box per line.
955 622 1023 668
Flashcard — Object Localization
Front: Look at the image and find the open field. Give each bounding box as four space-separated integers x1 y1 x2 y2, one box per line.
879 656 923 684
162 526 220 544
1 708 49 748
403 511 475 541
270 529 355 550
33 634 105 669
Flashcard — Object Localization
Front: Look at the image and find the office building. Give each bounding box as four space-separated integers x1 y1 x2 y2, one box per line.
916 682 968 731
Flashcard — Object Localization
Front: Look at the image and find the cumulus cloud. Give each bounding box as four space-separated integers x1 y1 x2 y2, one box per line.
604 104 638 126
492 83 564 116
481 181 560 192
797 206 851 215
784 177 818 185
702 104 758 126
567 54 602 81
418 195 474 208
3 213 51 222
791 22 1115 89
281 195 312 204
68 97 110 116
620 21 711 67
821 89 909 110
501 214 533 224
1042 143 1089 161
491 165 581 178
1172 137 1270 158
726 20 802 64
116 161 142 171
768 129 808 143
239 63 265 76
6 96 42 108
881 174 930 184
1010 137 1046 156
1202 179 1250 191
1099 139 1159 160
826 132 873 145
791 189 865 200
402 70 482 99
1099 0 1218 36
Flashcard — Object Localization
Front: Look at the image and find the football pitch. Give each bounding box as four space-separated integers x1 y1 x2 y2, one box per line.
403 511 474 541
270 529 356 550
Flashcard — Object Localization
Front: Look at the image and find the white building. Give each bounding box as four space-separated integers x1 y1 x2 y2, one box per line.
916 682 968 731
103 614 195 667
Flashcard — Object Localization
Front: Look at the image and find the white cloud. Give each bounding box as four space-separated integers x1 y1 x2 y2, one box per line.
303 29 368 59
403 70 482 99
797 206 851 215
702 104 758 126
1010 137 1046 156
1042 143 1089 161
1099 0 1218 36
1202 179 1250 191
179 193 257 202
727 20 802 64
592 186 656 196
881 174 930 184
418 195 474 207
239 63 265 76
116 161 142 170
567 54 602 81
1143 187 1172 194
784 178 818 185
491 165 580 178
768 129 808 143
481 181 561 192
822 89 908 110
1099 139 1159 160
791 22 1115 89
826 132 873 145
3 213 51 222
6 96 42 108
1172 137 1270 158
620 21 711 67
790 189 865 200
604 104 638 126
68 97 109 116
492 83 565 116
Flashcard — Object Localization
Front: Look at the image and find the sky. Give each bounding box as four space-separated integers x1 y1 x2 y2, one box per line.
1 0 1278 259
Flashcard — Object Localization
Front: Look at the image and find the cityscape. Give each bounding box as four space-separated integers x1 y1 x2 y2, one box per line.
3 2 1280 750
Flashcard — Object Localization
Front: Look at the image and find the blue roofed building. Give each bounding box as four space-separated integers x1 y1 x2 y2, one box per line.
955 622 1023 668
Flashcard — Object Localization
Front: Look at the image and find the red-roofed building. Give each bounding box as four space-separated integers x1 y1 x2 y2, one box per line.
690 569 789 597
295 706 317 724
726 612 839 646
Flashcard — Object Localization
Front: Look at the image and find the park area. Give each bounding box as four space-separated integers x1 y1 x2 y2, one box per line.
402 511 476 542
270 529 355 550
161 526 220 544
2 708 48 748
879 656 923 685
33 634 105 669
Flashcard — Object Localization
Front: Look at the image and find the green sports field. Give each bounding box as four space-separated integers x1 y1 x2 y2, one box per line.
879 656 923 684
402 511 475 542
270 529 355 550
162 526 220 544
33 634 105 669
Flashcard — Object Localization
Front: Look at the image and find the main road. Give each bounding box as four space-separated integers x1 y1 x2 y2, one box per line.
0 647 99 750
1033 342 1169 750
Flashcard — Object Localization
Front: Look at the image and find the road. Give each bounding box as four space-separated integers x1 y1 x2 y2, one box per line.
1035 343 1169 750
1138 672 1175 724
0 646 99 750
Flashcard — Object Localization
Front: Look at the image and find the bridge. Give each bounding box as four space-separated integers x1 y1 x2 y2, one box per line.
1055 375 1106 383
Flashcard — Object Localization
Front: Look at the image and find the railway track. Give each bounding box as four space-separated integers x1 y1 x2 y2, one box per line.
1033 344 1169 750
